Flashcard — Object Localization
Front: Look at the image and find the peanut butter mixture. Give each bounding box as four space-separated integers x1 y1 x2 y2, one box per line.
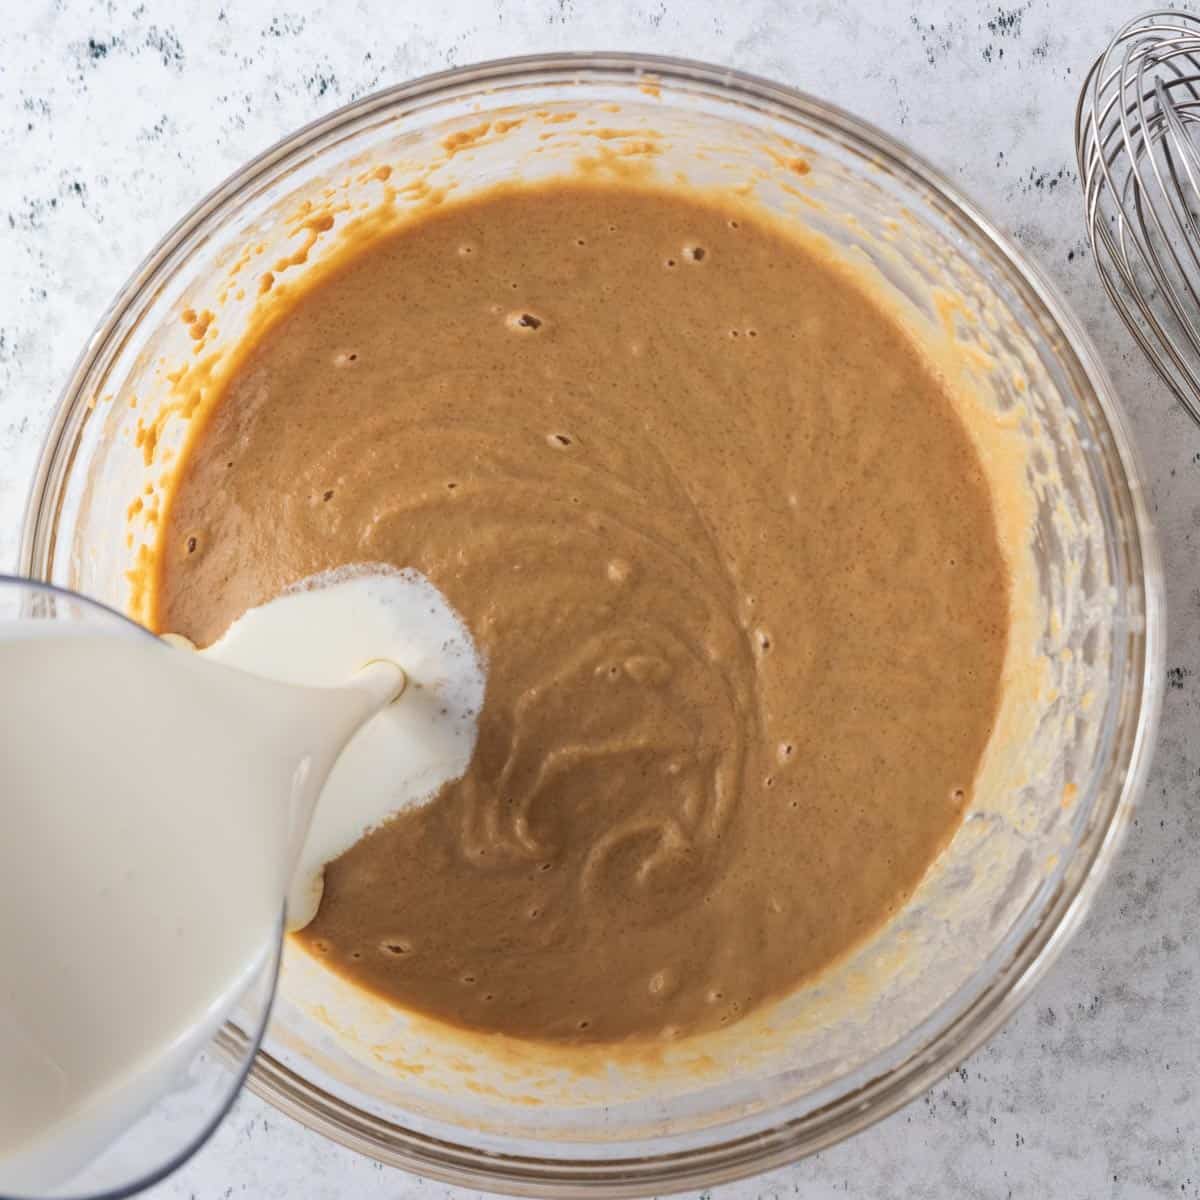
156 181 1009 1044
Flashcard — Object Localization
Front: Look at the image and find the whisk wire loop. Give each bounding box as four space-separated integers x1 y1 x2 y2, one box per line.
1077 10 1200 422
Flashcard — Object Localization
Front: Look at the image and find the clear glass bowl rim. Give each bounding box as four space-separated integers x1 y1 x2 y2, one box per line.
18 51 1166 1198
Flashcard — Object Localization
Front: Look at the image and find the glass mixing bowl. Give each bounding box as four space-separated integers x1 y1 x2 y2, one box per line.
19 53 1163 1197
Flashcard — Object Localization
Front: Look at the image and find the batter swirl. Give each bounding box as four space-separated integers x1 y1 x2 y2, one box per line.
155 181 1009 1043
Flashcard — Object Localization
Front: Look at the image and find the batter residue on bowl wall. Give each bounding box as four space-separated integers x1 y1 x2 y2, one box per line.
148 178 1009 1045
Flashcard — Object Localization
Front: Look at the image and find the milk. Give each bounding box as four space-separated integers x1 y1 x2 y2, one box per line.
199 565 485 930
0 566 484 1193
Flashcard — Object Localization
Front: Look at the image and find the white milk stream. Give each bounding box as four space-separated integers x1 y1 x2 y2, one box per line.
0 566 484 1193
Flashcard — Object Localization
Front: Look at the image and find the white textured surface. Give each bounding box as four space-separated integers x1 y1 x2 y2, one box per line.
0 2 1196 1197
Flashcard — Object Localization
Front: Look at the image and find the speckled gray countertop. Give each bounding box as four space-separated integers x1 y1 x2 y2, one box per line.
1 2 1196 1197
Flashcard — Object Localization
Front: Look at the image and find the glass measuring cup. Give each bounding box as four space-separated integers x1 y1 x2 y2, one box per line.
0 575 282 1200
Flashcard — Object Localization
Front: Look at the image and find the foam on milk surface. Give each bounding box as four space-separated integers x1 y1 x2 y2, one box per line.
199 565 486 929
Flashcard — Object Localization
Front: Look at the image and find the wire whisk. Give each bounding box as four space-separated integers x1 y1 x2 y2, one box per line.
1077 9 1200 425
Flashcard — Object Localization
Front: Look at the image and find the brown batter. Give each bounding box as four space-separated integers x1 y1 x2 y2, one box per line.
155 181 1009 1045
